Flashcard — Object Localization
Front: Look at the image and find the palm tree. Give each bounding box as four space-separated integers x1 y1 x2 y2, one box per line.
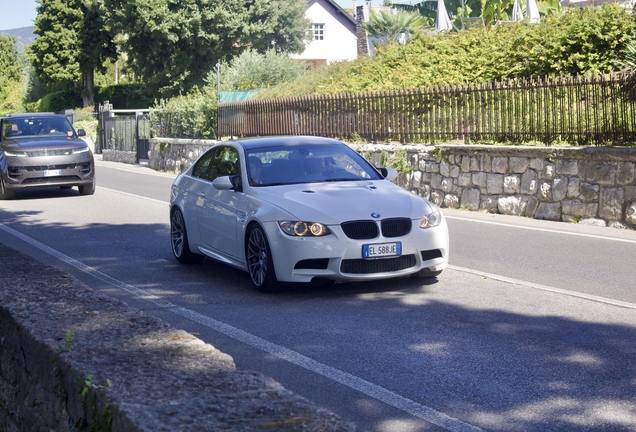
618 41 636 70
362 10 428 45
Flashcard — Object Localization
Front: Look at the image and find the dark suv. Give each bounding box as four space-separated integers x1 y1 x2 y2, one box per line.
0 113 95 200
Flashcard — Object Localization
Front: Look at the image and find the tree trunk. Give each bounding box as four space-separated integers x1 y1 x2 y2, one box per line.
82 68 95 108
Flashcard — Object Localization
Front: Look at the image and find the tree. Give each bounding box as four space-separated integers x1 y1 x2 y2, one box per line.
0 35 23 114
0 35 21 83
391 0 560 27
28 0 116 107
215 49 308 91
362 10 428 45
104 0 310 97
618 41 636 70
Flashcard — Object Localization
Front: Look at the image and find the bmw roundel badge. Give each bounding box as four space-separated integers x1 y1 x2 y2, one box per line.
371 212 380 218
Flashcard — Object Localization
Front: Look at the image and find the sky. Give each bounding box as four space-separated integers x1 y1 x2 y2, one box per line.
0 0 38 31
0 0 388 31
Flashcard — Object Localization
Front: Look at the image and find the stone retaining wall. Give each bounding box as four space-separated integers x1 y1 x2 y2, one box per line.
355 144 635 229
144 139 636 229
0 243 356 432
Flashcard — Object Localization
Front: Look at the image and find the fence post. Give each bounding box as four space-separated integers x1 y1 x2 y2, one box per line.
97 100 113 154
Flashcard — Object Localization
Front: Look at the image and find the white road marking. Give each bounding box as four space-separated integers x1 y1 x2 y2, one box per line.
445 215 636 244
448 265 636 310
97 186 169 205
0 222 482 432
95 161 176 178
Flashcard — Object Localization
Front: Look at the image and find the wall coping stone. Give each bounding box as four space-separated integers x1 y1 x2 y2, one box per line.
149 137 219 146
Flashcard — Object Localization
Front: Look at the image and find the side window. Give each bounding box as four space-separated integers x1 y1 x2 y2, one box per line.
192 150 216 180
208 146 240 180
1 121 17 140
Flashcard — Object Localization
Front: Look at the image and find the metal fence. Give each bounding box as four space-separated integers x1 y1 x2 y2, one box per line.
103 115 137 152
100 112 152 162
218 70 636 146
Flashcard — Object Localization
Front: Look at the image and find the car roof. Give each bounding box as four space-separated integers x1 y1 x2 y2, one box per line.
233 136 345 150
1 113 65 120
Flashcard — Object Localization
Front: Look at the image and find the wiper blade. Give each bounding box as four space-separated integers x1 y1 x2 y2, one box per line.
324 178 362 182
262 182 288 186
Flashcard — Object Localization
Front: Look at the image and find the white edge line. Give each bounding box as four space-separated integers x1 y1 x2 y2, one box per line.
95 161 177 179
97 186 169 205
448 265 636 310
445 215 636 244
0 222 482 432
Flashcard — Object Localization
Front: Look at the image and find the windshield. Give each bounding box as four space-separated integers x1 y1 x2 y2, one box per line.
245 143 383 187
2 117 76 141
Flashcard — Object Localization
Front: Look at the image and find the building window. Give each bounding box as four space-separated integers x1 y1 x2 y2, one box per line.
312 24 324 41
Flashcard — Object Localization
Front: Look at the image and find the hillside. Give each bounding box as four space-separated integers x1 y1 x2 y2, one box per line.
0 26 36 52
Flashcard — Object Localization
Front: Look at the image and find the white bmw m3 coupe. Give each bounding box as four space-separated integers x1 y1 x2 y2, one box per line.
169 136 449 292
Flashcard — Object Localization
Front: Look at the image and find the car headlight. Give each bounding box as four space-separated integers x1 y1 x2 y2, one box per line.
4 150 27 157
72 146 90 154
279 221 332 237
420 209 442 229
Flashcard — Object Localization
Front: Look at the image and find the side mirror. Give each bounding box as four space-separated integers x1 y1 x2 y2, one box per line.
212 176 234 190
378 167 398 181
212 175 241 191
77 129 86 137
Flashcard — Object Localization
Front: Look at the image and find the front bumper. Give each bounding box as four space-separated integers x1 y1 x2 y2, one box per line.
1 153 94 190
262 218 449 283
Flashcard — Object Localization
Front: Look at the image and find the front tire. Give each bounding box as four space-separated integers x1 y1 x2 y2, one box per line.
78 182 95 195
411 269 442 279
0 179 15 200
246 225 279 292
171 208 204 264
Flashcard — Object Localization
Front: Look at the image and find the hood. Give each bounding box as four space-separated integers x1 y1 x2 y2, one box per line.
1 137 88 150
254 180 434 224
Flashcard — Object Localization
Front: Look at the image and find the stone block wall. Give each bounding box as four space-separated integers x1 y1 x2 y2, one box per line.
353 144 636 229
147 138 218 173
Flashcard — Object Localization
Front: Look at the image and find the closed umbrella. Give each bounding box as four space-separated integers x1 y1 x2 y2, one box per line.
436 0 454 32
511 0 523 21
526 0 540 23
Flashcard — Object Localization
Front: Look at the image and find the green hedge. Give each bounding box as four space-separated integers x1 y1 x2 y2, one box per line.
261 4 635 97
27 84 156 112
32 89 83 112
95 84 156 109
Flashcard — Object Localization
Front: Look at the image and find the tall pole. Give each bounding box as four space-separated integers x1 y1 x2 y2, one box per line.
216 62 221 140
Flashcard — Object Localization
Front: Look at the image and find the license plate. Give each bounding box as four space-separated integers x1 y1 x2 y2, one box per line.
43 169 62 177
363 242 401 259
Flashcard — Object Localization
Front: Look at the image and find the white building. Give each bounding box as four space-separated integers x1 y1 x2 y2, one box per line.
291 0 359 68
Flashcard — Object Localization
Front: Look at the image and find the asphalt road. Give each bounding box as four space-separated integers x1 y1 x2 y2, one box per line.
1 157 635 432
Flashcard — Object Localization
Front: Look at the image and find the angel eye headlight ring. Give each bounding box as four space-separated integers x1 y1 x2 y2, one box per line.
279 221 331 237
293 221 309 236
420 210 442 229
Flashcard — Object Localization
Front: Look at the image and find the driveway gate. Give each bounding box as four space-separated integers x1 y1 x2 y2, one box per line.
98 102 152 164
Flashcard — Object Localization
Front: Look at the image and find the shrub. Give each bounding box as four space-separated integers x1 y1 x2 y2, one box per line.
0 77 24 114
260 4 635 96
31 88 83 112
153 87 217 139
95 84 156 109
